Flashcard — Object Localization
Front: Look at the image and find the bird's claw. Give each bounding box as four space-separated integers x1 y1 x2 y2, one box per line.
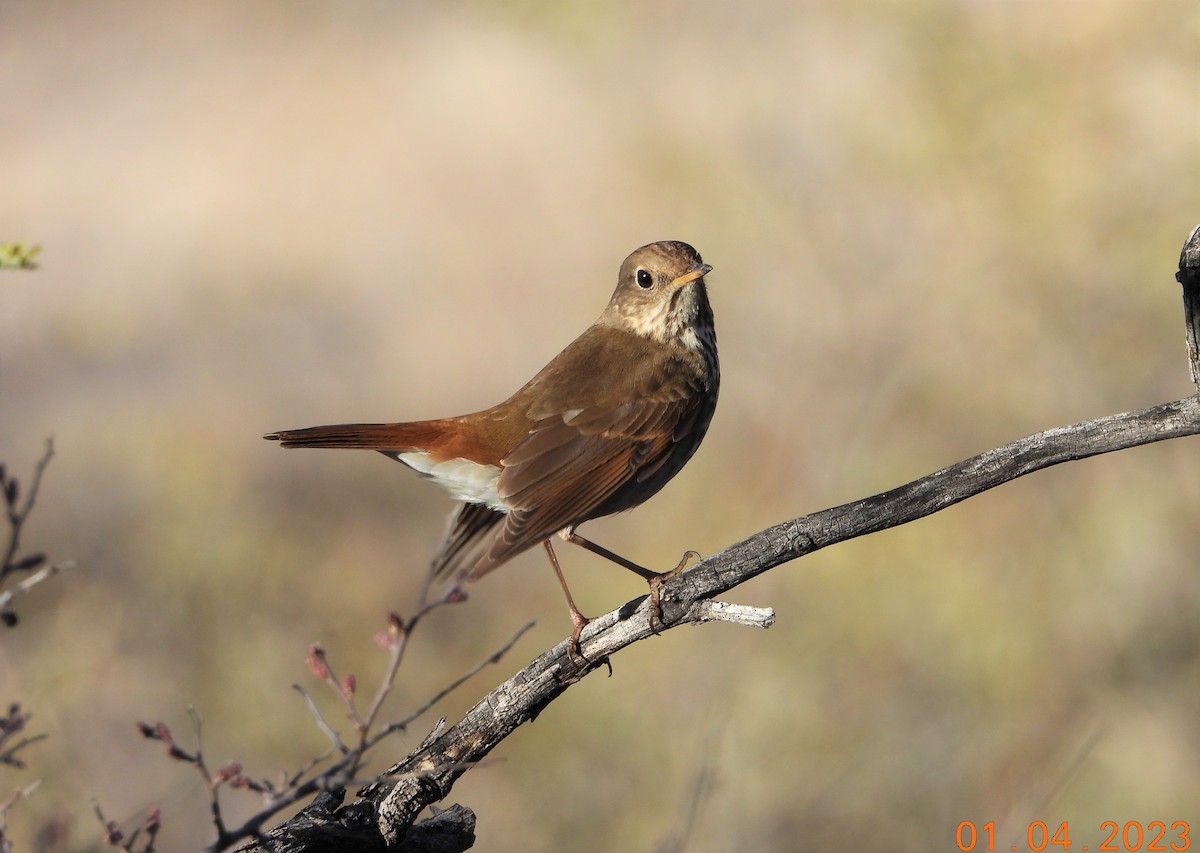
648 550 701 633
566 613 591 664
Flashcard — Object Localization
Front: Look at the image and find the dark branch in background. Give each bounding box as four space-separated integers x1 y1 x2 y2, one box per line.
1 439 71 852
94 801 160 853
1 440 53 576
1 439 75 627
0 777 42 853
0 706 47 771
228 226 1200 850
108 610 532 851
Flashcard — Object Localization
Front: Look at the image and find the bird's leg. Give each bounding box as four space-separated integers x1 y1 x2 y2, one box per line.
543 539 590 661
560 528 700 631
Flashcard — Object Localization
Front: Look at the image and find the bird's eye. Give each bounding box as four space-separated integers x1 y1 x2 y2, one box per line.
636 269 653 288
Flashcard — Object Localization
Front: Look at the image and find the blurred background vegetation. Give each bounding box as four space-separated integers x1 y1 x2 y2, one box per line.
1 0 1198 850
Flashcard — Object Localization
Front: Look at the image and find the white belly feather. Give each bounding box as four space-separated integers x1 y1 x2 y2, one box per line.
391 451 505 510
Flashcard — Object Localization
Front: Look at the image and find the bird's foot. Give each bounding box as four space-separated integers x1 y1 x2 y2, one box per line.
647 550 701 632
566 609 592 663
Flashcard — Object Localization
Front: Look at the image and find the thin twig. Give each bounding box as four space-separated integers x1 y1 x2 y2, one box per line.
183 708 232 842
1 439 55 578
360 584 465 737
370 620 535 747
654 708 727 853
0 561 75 615
292 685 348 755
0 734 48 770
305 643 362 731
0 778 42 815
358 624 408 743
0 705 44 771
190 602 522 851
202 752 362 852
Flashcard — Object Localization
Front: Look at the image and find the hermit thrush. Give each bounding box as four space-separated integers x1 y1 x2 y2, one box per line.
265 240 718 652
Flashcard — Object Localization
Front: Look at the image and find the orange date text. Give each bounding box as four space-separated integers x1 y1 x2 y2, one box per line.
955 820 1190 851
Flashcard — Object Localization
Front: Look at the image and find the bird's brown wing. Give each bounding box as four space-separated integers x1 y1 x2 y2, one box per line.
463 392 708 579
430 501 507 580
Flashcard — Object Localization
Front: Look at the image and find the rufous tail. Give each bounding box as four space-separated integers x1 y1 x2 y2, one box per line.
264 421 451 451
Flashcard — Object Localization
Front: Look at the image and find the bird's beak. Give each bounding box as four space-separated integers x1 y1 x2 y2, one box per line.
670 262 713 286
